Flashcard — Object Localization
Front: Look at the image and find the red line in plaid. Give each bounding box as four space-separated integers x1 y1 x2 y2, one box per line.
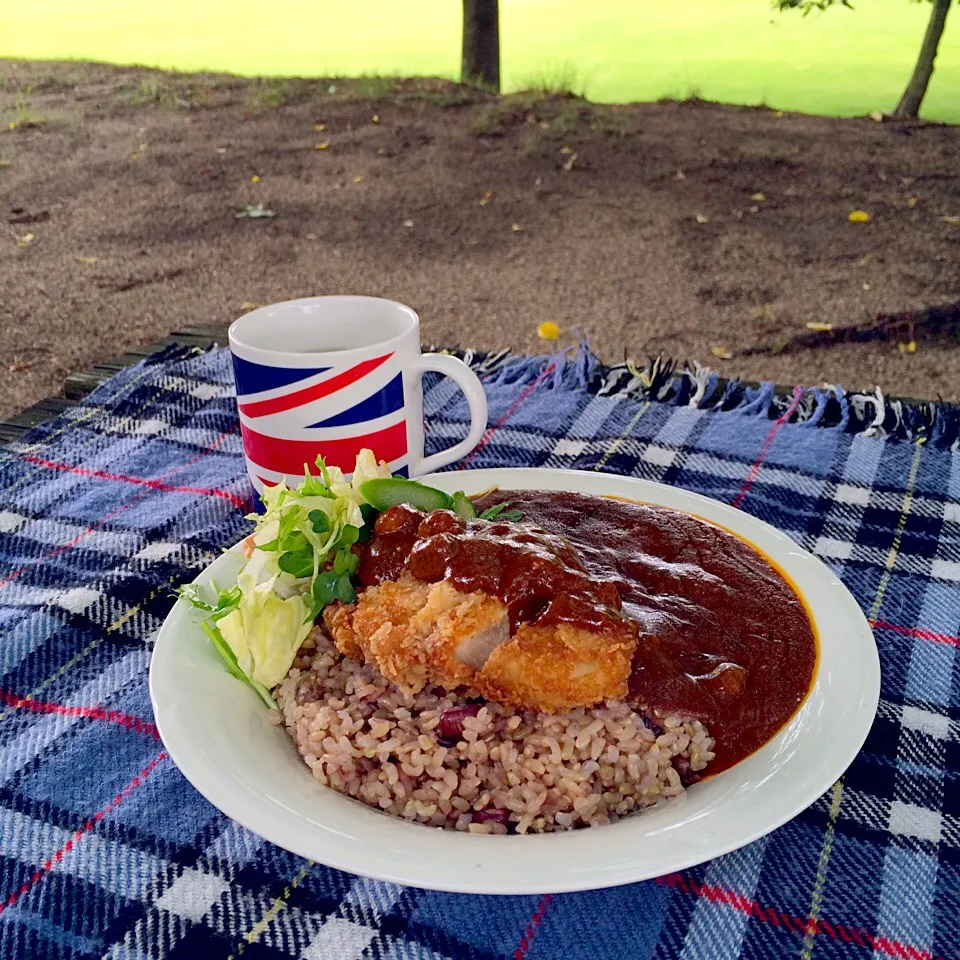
0 428 242 589
732 386 804 509
0 688 160 738
657 873 941 960
459 363 558 470
513 894 552 960
871 618 960 648
22 454 247 509
0 751 166 917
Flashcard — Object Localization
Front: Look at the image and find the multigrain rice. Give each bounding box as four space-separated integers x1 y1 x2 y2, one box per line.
273 628 715 833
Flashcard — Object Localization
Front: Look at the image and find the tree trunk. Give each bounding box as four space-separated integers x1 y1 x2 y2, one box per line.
892 0 952 118
461 0 500 91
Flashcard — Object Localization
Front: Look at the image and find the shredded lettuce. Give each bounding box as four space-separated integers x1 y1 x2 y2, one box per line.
176 450 391 704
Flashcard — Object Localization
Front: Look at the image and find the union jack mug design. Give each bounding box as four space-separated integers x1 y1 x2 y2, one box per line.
228 296 489 495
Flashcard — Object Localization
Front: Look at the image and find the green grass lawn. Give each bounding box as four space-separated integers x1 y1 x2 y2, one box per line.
3 0 958 121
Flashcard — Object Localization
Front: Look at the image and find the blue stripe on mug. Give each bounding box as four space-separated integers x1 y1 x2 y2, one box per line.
232 355 331 397
306 373 404 429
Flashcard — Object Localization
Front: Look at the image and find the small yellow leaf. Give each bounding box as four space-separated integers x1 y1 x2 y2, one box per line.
251 175 260 183
537 321 561 341
403 219 414 228
559 146 573 155
856 254 873 268
8 121 16 130
751 192 766 202
240 301 262 312
511 223 524 233
8 360 35 373
352 175 364 183
806 322 833 332
848 210 871 223
371 114 379 124
774 111 784 118
216 147 227 154
15 232 35 248
898 341 918 354
695 213 710 224
869 110 884 123
943 216 960 225
315 141 329 150
314 122 326 132
907 197 918 207
562 151 578 172
710 345 732 360
862 282 871 290
305 233 318 240
73 255 99 264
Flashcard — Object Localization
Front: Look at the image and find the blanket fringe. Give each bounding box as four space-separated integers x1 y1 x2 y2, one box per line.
437 344 960 450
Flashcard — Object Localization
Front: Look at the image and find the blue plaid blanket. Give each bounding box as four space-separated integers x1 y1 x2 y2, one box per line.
1 344 958 960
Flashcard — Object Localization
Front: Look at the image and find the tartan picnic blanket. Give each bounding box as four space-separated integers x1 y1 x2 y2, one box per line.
1 343 958 960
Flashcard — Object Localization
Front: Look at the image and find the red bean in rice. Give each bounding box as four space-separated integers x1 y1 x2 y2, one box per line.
272 628 715 834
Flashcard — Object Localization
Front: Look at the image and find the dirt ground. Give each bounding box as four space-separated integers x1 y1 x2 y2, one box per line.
1 60 959 419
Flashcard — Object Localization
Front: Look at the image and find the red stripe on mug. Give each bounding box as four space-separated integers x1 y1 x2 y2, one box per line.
237 354 393 418
240 420 408 475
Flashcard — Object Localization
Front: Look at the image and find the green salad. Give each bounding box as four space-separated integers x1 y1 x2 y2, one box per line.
177 449 517 707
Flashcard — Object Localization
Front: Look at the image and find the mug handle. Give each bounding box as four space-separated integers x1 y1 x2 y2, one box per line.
405 353 488 476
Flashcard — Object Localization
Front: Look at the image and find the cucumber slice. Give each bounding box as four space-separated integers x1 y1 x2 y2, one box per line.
359 477 454 513
450 491 479 520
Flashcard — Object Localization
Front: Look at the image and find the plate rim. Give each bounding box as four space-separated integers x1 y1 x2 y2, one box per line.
150 467 880 894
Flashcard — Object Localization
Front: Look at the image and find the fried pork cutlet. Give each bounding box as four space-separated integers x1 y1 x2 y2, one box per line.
322 572 637 713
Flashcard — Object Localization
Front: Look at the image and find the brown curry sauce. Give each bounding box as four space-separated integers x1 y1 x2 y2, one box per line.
357 490 817 774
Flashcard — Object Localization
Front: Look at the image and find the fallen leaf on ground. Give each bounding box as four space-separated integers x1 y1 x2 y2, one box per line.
537 321 561 341
710 345 732 360
305 233 318 240
559 146 573 155
907 197 918 207
314 123 326 132
240 301 262 311
673 169 686 181
901 177 916 187
251 175 260 183
806 322 833 332
478 191 493 206
511 223 524 233
315 141 329 150
352 175 364 183
562 152 578 172
898 341 918 354
848 210 871 223
774 111 784 118
72 255 99 264
869 111 884 123
863 282 871 290
751 192 766 201
371 114 379 124
856 254 873 267
403 219 414 228
0 159 10 168
8 360 36 372
235 203 275 219
466 238 478 246
695 213 710 224
943 216 960 225
216 147 227 154
15 232 35 247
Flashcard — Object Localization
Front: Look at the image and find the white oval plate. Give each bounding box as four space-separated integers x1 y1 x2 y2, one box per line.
150 468 880 894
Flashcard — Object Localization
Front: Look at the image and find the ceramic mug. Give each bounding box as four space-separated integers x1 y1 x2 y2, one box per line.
228 296 488 495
